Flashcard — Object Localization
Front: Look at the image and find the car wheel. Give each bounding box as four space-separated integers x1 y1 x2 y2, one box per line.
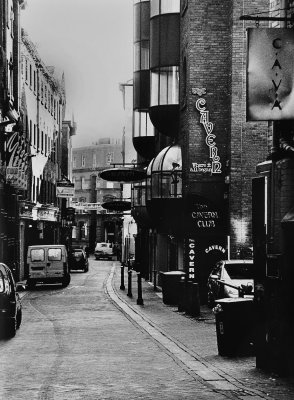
61 274 71 287
27 279 36 290
16 309 22 329
6 318 17 338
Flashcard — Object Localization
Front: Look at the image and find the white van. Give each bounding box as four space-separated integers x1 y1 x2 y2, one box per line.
26 245 71 288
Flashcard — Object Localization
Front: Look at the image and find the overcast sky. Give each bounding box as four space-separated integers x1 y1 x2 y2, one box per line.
21 0 133 148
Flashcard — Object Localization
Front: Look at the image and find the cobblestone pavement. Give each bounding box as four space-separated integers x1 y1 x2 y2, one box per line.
109 265 294 400
3 261 230 400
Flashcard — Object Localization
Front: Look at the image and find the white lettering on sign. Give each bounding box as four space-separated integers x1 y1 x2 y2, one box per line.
190 98 222 174
187 238 196 281
205 244 226 254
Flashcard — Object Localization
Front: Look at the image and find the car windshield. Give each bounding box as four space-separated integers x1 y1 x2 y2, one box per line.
225 263 254 280
73 251 83 257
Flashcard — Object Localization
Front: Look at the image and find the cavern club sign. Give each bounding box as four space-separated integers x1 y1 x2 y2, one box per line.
247 28 294 120
185 194 227 235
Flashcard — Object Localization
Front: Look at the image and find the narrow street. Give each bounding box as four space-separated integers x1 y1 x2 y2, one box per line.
0 259 225 400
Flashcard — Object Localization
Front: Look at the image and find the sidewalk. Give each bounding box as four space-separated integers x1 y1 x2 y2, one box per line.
108 265 294 400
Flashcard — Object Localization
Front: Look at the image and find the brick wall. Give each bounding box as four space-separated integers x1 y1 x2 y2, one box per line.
181 0 270 257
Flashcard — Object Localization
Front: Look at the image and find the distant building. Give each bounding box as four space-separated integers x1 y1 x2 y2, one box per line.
71 138 123 250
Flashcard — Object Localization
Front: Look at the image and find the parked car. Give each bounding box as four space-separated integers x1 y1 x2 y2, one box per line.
0 263 23 338
207 260 254 307
26 244 71 288
69 248 89 272
94 242 113 260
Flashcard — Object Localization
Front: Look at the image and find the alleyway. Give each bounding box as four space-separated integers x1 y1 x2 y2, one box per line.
1 259 294 399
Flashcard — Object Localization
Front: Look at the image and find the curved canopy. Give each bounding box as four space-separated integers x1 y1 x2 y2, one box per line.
99 167 146 183
152 144 182 172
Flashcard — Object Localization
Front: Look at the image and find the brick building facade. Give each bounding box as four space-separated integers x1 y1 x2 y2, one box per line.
131 0 271 304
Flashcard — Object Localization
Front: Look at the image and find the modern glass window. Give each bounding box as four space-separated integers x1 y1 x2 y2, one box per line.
132 183 146 206
150 0 180 17
134 40 149 71
151 145 182 199
150 66 179 106
133 110 154 138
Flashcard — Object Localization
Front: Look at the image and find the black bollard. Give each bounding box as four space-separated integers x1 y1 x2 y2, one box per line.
153 269 157 291
120 265 125 290
137 272 144 305
127 269 133 298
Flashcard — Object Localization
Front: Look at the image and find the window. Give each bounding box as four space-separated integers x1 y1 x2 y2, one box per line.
33 124 36 146
31 249 45 262
29 64 32 87
48 248 62 261
106 152 114 164
0 271 4 293
25 59 28 81
106 182 114 189
151 66 179 106
93 154 97 167
81 155 85 167
73 157 76 168
81 177 86 189
29 120 32 143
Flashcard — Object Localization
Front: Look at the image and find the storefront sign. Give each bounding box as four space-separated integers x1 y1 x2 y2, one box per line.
205 244 226 254
192 209 219 228
5 132 28 190
37 207 58 222
247 28 294 120
71 202 104 211
185 194 227 235
56 181 75 198
187 238 196 281
191 98 222 174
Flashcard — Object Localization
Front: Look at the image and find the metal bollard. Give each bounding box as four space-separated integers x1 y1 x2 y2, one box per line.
120 265 125 290
137 272 144 305
127 269 133 298
153 269 157 291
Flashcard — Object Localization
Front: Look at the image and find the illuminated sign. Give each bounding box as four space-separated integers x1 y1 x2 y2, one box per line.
187 238 196 281
191 98 222 174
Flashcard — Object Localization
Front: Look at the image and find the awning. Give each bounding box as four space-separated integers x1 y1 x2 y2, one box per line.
99 167 146 183
101 200 132 212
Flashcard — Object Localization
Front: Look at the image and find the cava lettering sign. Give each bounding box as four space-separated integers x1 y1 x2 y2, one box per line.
247 28 294 120
191 98 222 174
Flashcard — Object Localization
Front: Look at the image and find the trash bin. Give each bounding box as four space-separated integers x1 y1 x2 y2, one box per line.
214 298 255 357
160 271 186 305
